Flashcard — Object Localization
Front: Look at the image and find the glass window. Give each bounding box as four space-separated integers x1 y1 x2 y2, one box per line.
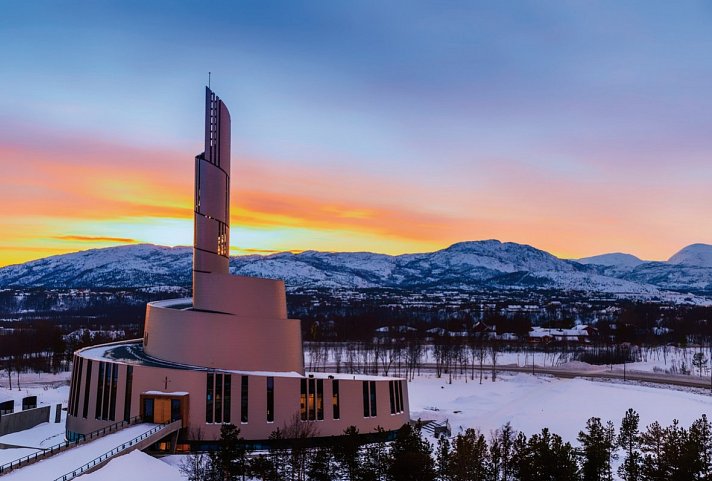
316 379 324 421
224 374 231 423
215 373 223 423
362 381 370 417
389 381 396 414
171 399 181 422
308 378 316 421
123 365 133 421
109 364 118 421
83 360 92 418
370 381 377 417
241 376 249 423
300 379 307 421
102 362 111 420
206 373 214 423
95 362 104 420
267 377 274 422
143 398 154 423
332 380 340 420
398 381 404 413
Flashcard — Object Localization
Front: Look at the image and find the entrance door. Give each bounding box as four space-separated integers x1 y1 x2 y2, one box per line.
154 398 171 424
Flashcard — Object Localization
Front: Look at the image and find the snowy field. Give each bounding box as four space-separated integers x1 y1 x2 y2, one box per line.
0 369 711 479
408 372 712 442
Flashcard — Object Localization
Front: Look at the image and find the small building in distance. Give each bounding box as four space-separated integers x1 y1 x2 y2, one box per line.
65 87 409 448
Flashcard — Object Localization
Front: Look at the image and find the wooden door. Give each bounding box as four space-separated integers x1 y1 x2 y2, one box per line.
154 398 171 424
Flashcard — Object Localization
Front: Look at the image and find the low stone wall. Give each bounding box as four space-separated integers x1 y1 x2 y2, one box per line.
0 405 50 436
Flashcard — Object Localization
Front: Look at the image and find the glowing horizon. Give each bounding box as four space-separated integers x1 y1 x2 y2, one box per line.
2 2 711 268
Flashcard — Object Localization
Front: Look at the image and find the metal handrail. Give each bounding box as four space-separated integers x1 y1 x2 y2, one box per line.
54 421 179 481
0 415 143 475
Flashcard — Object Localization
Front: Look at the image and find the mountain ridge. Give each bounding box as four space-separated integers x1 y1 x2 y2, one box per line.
1 241 711 300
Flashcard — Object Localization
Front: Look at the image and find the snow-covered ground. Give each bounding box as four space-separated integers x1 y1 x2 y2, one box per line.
408 372 712 442
77 450 183 480
1 367 711 479
2 424 165 481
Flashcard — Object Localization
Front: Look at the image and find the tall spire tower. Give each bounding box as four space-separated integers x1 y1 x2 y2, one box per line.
193 87 232 301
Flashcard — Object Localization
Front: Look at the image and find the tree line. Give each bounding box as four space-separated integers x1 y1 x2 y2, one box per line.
180 409 712 481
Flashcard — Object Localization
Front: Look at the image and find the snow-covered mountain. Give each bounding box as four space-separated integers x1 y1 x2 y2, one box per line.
577 253 645 269
668 244 712 267
576 245 712 294
1 240 711 298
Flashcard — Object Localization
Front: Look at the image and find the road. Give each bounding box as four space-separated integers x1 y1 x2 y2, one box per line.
313 362 712 391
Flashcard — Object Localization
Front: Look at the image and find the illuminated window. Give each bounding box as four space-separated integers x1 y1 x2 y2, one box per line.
332 380 340 420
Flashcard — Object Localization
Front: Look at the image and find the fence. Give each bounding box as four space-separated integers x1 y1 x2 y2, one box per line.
53 420 180 481
0 415 143 475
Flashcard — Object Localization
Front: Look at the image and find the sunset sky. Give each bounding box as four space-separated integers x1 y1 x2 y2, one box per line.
2 1 712 267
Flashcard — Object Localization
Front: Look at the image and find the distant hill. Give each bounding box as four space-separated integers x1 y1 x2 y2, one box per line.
1 240 711 300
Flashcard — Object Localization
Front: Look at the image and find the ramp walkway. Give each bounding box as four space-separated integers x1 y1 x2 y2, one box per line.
1 420 181 481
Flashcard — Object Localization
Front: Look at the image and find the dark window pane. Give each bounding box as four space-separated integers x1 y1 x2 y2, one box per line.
398 381 404 413
362 381 369 417
241 376 249 423
102 362 111 420
224 374 231 423
370 381 377 417
206 373 214 423
143 398 154 423
215 373 223 424
171 399 181 422
95 362 104 420
123 366 133 422
109 364 118 421
389 381 396 414
83 361 92 418
266 377 274 423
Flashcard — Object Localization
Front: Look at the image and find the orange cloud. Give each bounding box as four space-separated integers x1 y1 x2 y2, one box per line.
52 235 138 243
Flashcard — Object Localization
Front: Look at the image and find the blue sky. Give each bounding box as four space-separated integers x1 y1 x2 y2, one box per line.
1 1 712 265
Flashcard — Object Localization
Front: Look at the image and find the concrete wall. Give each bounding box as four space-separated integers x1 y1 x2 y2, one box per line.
144 300 303 373
66 350 409 441
0 406 50 436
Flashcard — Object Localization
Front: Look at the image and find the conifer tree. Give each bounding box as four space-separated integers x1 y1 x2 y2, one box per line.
617 409 641 481
448 428 490 481
387 423 436 481
689 414 712 479
577 417 616 481
435 435 452 481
